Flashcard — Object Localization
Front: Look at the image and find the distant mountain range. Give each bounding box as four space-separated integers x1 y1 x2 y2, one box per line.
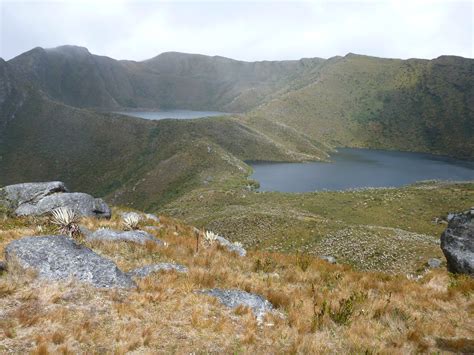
7 45 323 112
0 45 472 209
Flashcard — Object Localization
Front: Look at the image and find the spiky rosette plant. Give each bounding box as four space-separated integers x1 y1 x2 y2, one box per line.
51 207 80 238
123 214 140 231
233 241 243 248
203 230 219 247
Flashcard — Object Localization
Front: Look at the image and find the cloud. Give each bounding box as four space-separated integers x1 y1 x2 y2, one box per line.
1 0 472 61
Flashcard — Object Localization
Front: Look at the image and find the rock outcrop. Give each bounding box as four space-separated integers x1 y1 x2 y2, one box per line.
440 209 474 276
0 181 68 210
15 192 111 218
321 255 337 264
144 213 160 223
121 211 160 223
427 258 442 268
5 235 135 288
87 229 163 245
0 181 110 218
197 288 273 321
127 263 188 278
214 236 246 257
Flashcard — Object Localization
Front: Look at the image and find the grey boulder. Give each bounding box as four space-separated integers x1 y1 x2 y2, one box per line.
440 210 474 276
127 263 188 278
0 181 68 210
121 211 142 221
121 212 160 223
144 213 160 223
215 236 246 257
198 288 273 321
321 255 337 264
427 258 442 268
5 235 135 288
87 228 163 245
15 192 111 218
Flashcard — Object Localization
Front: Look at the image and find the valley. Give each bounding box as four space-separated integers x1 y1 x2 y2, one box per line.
0 45 473 271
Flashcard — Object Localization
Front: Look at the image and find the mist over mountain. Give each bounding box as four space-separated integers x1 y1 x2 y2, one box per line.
8 45 323 112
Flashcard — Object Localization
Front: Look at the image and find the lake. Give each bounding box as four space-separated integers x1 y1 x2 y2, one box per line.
250 148 474 192
116 110 229 120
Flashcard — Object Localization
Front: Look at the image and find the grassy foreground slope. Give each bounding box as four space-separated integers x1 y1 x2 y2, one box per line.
253 54 474 158
0 210 473 353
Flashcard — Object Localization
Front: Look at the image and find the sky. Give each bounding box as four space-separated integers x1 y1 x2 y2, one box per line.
0 0 472 61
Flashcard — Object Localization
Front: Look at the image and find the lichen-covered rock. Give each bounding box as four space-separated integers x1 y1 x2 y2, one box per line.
198 288 273 321
127 263 188 278
427 258 442 268
87 229 163 245
15 192 111 218
214 236 246 257
321 255 337 264
5 235 135 288
121 211 142 221
78 224 93 237
144 213 160 222
121 212 160 223
0 181 68 210
441 210 474 276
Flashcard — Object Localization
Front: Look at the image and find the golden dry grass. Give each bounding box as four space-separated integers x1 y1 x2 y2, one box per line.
0 209 473 353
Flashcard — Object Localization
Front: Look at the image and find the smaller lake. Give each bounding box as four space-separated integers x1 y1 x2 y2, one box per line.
116 110 229 120
250 148 474 192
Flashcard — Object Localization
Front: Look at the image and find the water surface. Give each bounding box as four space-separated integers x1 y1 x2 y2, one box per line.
250 148 474 192
116 110 229 120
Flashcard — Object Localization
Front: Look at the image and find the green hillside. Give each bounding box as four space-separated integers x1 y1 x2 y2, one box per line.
253 54 474 158
0 89 326 209
1 45 472 224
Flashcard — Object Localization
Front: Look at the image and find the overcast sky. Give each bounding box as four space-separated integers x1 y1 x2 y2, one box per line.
1 0 472 61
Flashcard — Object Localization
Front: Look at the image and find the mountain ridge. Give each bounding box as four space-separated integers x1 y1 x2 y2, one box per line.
1 44 473 212
8 45 324 112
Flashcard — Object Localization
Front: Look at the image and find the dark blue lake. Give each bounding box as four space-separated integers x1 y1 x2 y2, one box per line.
250 148 474 192
116 110 229 120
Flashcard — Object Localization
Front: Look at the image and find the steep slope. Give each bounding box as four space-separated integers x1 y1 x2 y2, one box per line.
0 85 327 209
8 46 473 157
253 54 474 158
9 45 324 112
2 46 473 214
0 58 29 139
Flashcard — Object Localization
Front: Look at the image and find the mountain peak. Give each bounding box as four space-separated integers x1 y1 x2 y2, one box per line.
45 45 91 56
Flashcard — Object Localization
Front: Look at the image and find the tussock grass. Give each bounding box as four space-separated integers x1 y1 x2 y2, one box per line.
0 209 472 353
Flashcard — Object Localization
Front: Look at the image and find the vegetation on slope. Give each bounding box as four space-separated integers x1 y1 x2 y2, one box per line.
253 54 474 158
0 210 473 353
0 90 327 207
162 181 474 273
1 46 473 286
